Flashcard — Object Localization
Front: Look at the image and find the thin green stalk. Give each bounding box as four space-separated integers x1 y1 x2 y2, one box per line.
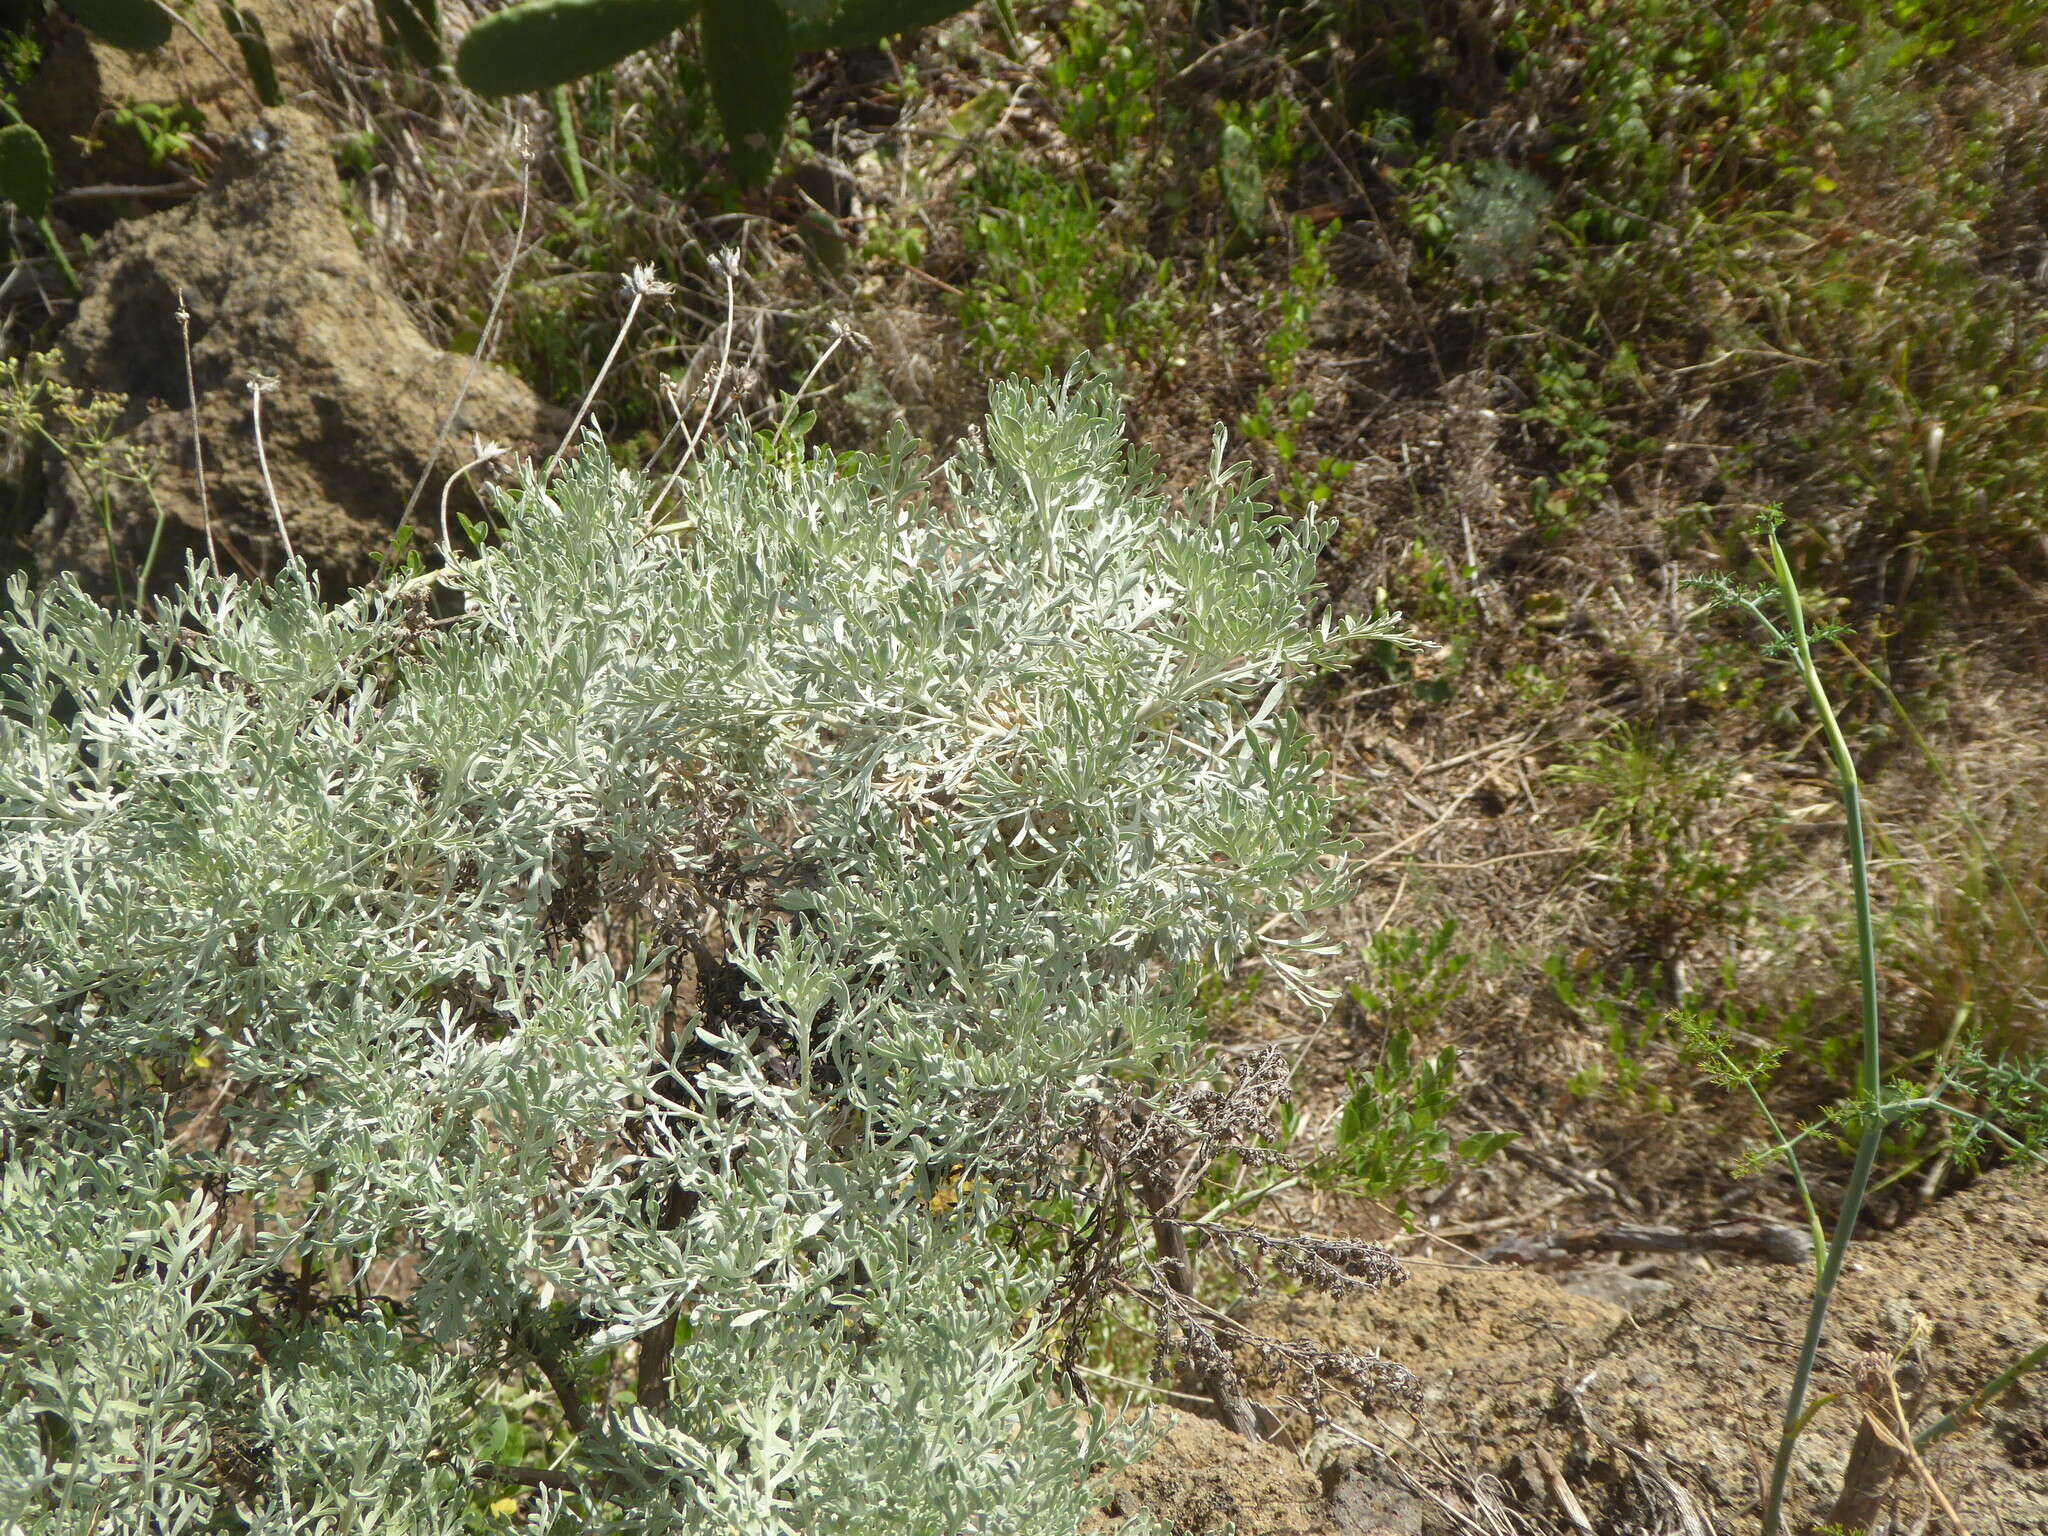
96 489 127 608
133 484 170 605
1917 1096 2048 1163
1727 1063 1826 1281
1759 529 1890 1536
32 215 81 297
551 87 589 204
1915 1338 2048 1451
1193 1173 1301 1226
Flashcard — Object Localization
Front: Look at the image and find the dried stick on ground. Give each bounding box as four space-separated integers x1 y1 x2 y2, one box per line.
1484 1219 1814 1267
1830 1345 1971 1536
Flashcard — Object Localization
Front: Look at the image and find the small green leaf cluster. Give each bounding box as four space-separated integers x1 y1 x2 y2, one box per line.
1237 219 1353 513
1551 724 1789 963
1314 922 1512 1211
0 375 1399 1531
1321 1029 1513 1214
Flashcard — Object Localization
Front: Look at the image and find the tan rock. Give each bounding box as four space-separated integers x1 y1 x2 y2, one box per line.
35 107 561 596
21 0 335 190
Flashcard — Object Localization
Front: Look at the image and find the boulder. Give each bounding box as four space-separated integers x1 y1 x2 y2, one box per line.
33 107 561 596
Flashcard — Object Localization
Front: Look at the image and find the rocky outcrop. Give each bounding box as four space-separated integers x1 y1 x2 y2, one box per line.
34 107 561 596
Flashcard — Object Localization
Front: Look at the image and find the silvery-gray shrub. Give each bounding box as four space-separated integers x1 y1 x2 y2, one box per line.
0 374 1402 1534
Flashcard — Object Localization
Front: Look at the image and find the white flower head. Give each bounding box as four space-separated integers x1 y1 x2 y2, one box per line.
624 263 677 301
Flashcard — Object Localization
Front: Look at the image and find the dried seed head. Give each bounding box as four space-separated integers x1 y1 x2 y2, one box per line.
624 263 677 301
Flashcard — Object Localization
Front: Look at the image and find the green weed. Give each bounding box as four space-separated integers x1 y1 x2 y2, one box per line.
1351 918 1471 1033
104 101 207 174
1319 1027 1515 1215
1686 514 2048 1532
1356 540 1479 701
1519 347 1634 540
1528 1 2046 619
0 350 169 604
1238 217 1353 510
954 154 1184 378
1545 952 1675 1109
1320 0 2048 652
1552 725 1787 964
0 30 42 105
1312 922 1513 1213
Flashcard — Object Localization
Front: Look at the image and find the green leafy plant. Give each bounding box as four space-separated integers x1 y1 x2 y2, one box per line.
1685 513 2027 1536
1213 95 1302 240
1517 346 1645 541
1239 217 1352 512
0 349 170 600
1552 724 1785 966
1044 0 1161 176
1360 540 1477 702
1322 0 2048 668
954 156 1183 377
1312 922 1512 1211
1547 952 1673 1106
1351 918 1471 1035
1514 0 2048 619
0 374 1412 1528
1319 1027 1514 1213
106 99 206 172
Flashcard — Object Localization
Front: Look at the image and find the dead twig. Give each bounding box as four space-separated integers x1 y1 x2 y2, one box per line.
1484 1219 1814 1268
1832 1345 1969 1536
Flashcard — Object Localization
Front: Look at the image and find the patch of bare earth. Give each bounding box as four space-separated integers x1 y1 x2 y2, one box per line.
1114 1169 2048 1534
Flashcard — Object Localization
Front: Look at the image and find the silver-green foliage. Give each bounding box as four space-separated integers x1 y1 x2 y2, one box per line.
0 376 1399 1533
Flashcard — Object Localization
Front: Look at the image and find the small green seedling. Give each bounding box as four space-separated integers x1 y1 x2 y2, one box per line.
1321 1026 1517 1214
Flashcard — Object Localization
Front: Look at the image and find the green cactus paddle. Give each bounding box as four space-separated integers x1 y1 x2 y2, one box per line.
454 0 974 190
58 0 175 52
455 0 694 97
0 123 79 294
